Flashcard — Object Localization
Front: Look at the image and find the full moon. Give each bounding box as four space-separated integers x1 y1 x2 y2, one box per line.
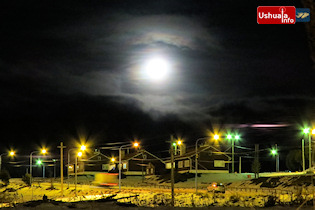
143 57 170 82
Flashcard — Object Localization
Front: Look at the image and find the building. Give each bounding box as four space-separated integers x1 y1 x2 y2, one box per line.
118 149 166 175
68 150 113 175
84 151 114 173
71 149 166 176
164 144 231 173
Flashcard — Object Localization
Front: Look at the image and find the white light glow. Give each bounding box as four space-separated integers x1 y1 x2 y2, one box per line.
144 57 170 82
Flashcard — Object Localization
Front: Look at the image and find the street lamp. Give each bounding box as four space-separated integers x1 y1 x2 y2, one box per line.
270 145 279 172
119 142 139 190
80 145 86 151
53 159 56 179
226 133 241 173
0 151 15 171
30 148 47 185
67 145 87 184
303 127 312 169
75 151 82 197
171 140 182 155
36 159 45 178
195 137 210 193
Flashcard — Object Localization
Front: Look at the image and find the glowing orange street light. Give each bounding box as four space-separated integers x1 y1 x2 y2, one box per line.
67 145 88 185
213 134 220 141
80 145 86 151
41 149 47 154
111 157 116 162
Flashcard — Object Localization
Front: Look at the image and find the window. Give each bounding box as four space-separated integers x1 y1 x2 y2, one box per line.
123 162 127 169
214 160 225 167
165 162 175 169
184 160 190 167
166 163 171 169
178 161 183 168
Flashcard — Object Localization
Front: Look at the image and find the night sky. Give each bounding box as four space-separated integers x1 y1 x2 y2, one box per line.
0 0 314 172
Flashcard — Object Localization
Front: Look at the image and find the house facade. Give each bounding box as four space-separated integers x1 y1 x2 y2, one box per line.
68 151 114 175
165 144 230 173
119 149 166 175
74 149 165 176
83 151 114 173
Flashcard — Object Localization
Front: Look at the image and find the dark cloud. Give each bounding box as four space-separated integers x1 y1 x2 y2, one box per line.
0 0 314 155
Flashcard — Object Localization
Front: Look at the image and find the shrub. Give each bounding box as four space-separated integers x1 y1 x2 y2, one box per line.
0 170 10 185
22 173 31 186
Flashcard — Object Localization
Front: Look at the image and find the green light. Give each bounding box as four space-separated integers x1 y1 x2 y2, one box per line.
271 149 277 156
227 134 232 140
36 159 42 165
235 135 240 140
303 128 310 134
172 142 176 147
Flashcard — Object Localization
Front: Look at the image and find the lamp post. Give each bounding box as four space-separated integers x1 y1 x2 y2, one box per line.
119 142 139 190
30 148 47 185
53 159 56 178
67 148 76 184
67 145 86 186
302 139 305 171
195 137 211 193
75 151 82 197
271 145 279 172
227 134 240 173
303 128 312 169
36 159 45 178
0 151 15 171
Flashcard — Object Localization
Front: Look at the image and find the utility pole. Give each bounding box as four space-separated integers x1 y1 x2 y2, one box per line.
57 142 66 197
302 139 305 171
170 135 175 207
